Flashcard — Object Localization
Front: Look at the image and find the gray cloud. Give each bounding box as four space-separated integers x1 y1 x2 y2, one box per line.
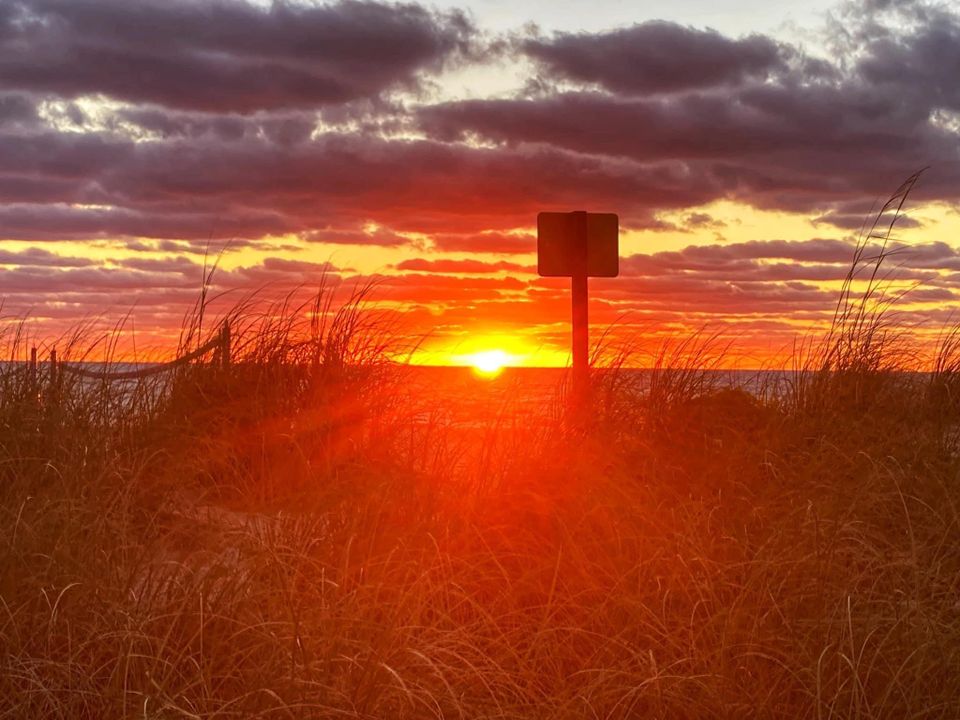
523 21 786 94
3 0 960 342
0 0 473 112
0 131 723 240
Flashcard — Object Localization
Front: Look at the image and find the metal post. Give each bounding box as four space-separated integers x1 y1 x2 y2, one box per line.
571 210 589 414
221 321 231 368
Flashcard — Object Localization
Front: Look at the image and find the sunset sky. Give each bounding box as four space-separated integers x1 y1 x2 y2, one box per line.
2 0 960 366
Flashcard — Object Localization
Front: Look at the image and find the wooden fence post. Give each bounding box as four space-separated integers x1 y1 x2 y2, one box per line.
49 348 58 388
29 347 37 389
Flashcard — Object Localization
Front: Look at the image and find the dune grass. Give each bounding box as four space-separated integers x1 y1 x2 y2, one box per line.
2 184 960 717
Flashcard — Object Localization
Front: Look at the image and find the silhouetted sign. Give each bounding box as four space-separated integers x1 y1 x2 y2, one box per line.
537 212 619 278
536 210 620 423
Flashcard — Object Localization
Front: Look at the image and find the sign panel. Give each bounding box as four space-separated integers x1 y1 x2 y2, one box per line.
537 212 619 277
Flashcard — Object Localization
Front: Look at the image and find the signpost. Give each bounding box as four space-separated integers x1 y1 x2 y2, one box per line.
537 211 619 416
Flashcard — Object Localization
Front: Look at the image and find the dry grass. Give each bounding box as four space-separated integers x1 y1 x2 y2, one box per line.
2 182 960 718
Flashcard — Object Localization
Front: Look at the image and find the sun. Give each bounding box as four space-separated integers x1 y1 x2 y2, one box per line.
466 349 509 377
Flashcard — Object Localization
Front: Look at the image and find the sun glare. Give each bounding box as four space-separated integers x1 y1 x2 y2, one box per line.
467 349 509 377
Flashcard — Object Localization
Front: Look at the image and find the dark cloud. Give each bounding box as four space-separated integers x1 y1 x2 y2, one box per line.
302 226 411 247
230 258 340 286
116 109 257 142
395 258 533 273
587 277 839 314
0 265 196 293
855 5 960 111
115 107 326 147
0 131 721 240
336 272 528 306
0 247 95 267
429 232 535 254
618 237 947 273
419 84 958 212
523 21 786 94
4 2 958 247
607 237 960 314
0 202 292 241
0 253 344 334
0 175 86 204
3 0 960 349
393 230 944 347
116 255 202 274
0 0 473 112
421 3 960 214
812 211 923 230
0 93 39 129
685 212 725 229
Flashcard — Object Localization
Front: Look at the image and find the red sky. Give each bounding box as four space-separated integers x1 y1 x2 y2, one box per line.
1 0 959 366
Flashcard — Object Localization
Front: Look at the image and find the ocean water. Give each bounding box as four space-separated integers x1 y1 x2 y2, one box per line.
6 361 793 400
391 366 798 430
403 365 789 398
